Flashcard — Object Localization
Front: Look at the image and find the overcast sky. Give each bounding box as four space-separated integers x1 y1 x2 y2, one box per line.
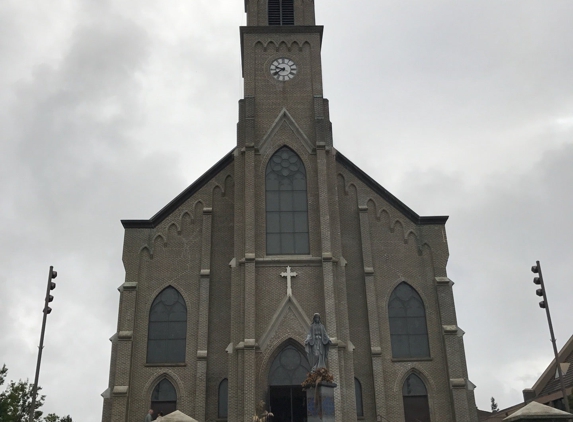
1 0 572 420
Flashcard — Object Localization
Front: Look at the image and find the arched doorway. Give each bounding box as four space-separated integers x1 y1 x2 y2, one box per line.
268 344 310 422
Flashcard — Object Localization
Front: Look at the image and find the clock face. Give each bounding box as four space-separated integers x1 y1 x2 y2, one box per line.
270 58 298 81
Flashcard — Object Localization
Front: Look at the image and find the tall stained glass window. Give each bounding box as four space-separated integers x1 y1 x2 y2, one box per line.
147 287 187 363
388 282 430 358
266 147 309 255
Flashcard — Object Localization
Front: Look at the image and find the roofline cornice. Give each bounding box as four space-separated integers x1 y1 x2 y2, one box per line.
335 150 449 226
121 149 235 229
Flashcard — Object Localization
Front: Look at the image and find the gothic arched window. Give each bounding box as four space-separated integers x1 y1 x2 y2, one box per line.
266 147 309 255
268 345 310 386
147 287 187 364
151 379 177 416
354 378 364 417
388 282 430 358
402 374 431 422
218 379 229 419
268 0 294 26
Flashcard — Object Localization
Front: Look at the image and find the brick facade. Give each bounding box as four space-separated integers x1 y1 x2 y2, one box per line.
102 1 478 421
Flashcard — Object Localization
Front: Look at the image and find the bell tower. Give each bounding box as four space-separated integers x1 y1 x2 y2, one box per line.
238 0 332 151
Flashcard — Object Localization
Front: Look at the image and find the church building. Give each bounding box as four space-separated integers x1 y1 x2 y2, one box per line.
101 1 479 421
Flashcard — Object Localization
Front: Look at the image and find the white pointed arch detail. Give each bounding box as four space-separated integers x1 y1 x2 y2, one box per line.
259 108 313 155
258 294 311 351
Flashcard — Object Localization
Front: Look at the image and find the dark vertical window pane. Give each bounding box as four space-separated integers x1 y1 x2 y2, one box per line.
355 378 364 417
267 234 281 255
151 379 177 417
267 212 280 233
147 287 187 363
409 336 430 357
388 283 430 358
294 233 309 254
281 233 294 253
391 335 409 358
266 147 309 255
218 379 229 419
403 374 430 422
279 191 293 211
293 191 307 211
266 191 280 211
408 317 427 334
280 213 294 232
294 212 308 233
152 379 177 401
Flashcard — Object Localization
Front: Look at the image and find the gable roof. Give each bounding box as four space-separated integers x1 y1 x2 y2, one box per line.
121 150 234 229
335 150 448 225
528 335 573 398
120 147 448 230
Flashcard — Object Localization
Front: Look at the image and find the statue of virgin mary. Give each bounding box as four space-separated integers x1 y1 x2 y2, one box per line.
304 313 332 371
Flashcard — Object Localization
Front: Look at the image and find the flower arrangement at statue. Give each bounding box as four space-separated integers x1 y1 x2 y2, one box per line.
301 367 334 390
252 400 274 422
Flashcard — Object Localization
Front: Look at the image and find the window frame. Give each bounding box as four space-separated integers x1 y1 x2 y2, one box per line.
388 282 430 359
147 286 188 364
265 146 309 256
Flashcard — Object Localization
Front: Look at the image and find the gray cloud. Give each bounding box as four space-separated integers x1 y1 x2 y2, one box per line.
1 0 572 419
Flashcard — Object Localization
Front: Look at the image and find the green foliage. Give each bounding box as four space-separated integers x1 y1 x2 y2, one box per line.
490 396 499 413
43 415 72 422
0 364 73 422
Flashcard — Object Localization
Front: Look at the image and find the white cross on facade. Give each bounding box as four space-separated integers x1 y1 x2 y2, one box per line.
280 266 298 297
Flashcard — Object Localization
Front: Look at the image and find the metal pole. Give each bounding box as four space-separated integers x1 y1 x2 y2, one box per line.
28 266 56 422
535 261 570 414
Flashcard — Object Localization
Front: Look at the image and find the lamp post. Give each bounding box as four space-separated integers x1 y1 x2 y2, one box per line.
531 261 570 414
28 266 57 422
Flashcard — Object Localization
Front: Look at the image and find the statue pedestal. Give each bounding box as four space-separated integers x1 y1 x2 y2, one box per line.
306 382 337 422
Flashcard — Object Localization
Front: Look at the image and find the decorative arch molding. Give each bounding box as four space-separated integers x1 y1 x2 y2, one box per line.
254 40 306 53
364 197 419 244
147 284 191 316
142 371 184 402
258 294 311 351
259 142 312 178
137 199 207 258
394 367 435 394
167 222 181 236
259 108 314 155
212 174 235 199
397 369 436 422
258 337 309 389
384 278 431 314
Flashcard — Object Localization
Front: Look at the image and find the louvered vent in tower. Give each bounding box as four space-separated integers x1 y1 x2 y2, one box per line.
268 0 281 25
281 0 294 25
268 0 295 26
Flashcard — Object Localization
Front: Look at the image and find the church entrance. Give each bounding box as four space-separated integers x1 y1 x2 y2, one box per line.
268 345 310 422
269 386 306 422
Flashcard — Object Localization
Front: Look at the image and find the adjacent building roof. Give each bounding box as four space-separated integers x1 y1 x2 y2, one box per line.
503 401 572 421
160 410 198 422
524 335 573 402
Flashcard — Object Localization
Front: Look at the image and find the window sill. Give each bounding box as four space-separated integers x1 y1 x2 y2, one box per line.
255 256 323 266
391 357 432 363
145 363 187 367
